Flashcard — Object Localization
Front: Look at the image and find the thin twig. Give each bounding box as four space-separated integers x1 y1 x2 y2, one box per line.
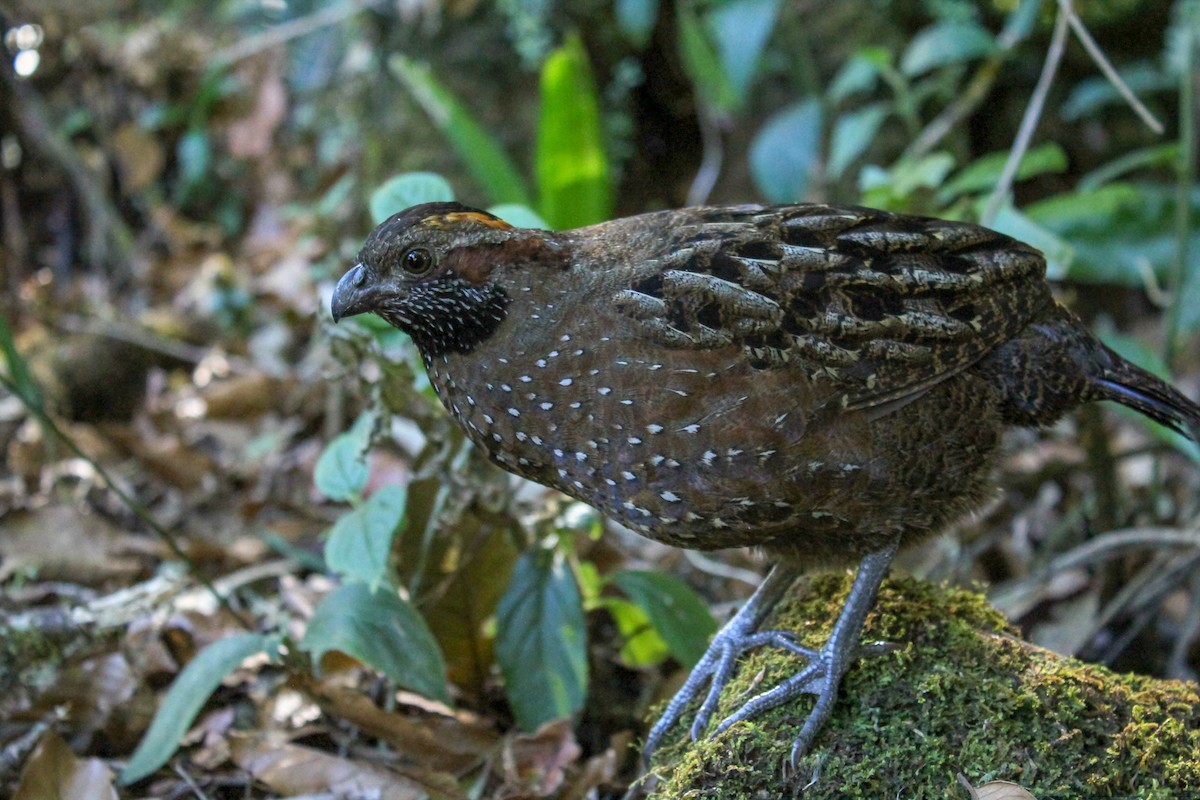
687 103 724 206
210 0 384 68
981 5 1071 226
1060 0 1165 134
903 1 1033 161
1165 9 1197 365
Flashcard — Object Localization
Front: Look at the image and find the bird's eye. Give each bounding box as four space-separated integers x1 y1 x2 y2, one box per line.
402 247 435 276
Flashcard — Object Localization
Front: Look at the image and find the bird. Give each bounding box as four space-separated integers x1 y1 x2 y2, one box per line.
330 201 1200 764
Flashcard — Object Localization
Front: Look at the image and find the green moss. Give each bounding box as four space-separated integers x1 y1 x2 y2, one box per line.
648 575 1200 799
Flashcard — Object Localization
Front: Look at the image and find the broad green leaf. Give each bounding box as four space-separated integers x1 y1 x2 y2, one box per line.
677 1 738 112
612 570 717 667
369 172 455 225
707 0 781 103
603 597 670 666
1062 63 1169 121
828 103 888 180
494 548 588 730
302 582 450 702
488 203 550 229
750 99 823 203
1025 183 1142 231
314 412 374 502
937 143 1068 203
536 34 612 229
389 55 531 206
325 484 407 587
900 20 996 77
828 49 887 103
1079 143 1182 191
121 633 272 784
859 151 956 208
422 522 519 694
987 201 1076 281
616 0 659 47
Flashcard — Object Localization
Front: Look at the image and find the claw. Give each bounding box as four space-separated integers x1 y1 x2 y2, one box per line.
642 541 899 766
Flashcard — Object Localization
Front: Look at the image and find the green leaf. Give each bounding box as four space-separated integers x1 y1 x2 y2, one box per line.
314 412 374 502
603 597 670 666
488 203 550 229
611 570 717 667
677 1 738 112
536 33 612 229
389 55 531 206
369 172 455 225
827 49 887 103
1079 143 1182 191
616 0 659 47
750 99 823 203
828 103 888 180
937 143 1068 203
302 582 450 702
707 0 781 103
986 201 1076 281
121 633 272 784
325 484 407 587
494 548 588 730
900 20 996 77
1062 63 1169 121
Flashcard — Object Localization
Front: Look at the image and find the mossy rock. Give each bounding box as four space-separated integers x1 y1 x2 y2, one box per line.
647 575 1200 799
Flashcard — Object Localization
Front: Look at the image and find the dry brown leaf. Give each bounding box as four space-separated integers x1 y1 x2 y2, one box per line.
201 372 291 419
30 653 137 738
111 122 165 194
501 718 582 798
0 503 150 583
226 58 288 159
303 677 499 773
976 780 1038 800
12 732 118 800
229 732 466 800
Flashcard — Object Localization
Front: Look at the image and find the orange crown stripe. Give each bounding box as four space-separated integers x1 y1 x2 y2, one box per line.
428 212 513 230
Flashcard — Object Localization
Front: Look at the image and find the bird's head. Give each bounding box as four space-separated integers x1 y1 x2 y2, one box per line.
332 202 561 357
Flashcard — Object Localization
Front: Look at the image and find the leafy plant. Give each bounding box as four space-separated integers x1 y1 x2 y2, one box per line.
389 33 612 230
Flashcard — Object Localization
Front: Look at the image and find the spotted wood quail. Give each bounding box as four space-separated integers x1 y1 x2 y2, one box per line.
331 201 1200 763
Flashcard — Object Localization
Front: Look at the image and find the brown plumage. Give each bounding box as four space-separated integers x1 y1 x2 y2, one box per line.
332 201 1200 762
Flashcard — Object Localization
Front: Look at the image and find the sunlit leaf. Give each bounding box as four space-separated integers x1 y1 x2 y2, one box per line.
314 412 374 502
302 582 450 702
603 597 670 666
707 0 781 103
828 103 888 180
369 173 455 224
938 143 1068 203
987 200 1076 281
750 99 823 203
677 2 738 111
390 55 531 206
121 633 272 784
612 570 716 667
616 0 659 47
828 48 888 103
495 548 587 730
488 203 551 230
900 20 996 76
325 485 407 587
536 34 612 229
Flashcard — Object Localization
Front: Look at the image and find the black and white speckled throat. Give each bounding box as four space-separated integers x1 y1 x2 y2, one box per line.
378 277 510 357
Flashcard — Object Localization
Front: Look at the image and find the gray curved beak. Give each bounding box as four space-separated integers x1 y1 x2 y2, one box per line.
331 264 370 322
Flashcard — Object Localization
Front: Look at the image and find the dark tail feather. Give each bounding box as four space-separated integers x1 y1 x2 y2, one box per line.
1094 359 1200 442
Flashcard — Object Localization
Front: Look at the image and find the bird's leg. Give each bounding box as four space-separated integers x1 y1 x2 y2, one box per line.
713 539 899 764
643 561 806 761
